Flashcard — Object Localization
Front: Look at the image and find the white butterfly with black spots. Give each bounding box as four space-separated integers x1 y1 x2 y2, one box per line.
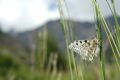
68 38 100 61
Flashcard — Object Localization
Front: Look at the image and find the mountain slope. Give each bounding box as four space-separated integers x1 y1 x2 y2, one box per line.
0 31 29 64
16 16 120 52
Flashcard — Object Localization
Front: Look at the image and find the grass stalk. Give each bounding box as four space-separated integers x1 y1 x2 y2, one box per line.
57 0 74 80
105 0 120 58
57 0 80 80
99 14 120 71
92 0 105 80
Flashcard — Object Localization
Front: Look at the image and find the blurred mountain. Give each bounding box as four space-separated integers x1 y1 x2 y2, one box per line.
16 20 97 51
16 16 120 51
0 31 29 64
1 16 119 55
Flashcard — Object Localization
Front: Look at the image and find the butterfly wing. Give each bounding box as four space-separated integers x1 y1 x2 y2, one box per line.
68 39 99 61
69 40 90 60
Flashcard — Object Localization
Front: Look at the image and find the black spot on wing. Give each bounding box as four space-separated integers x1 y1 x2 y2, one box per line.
79 41 82 43
84 40 87 43
76 42 78 45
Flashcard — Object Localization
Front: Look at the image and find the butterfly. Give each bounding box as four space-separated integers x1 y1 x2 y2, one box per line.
68 38 100 61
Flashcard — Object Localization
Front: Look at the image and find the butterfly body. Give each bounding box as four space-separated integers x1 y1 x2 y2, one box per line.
68 38 100 61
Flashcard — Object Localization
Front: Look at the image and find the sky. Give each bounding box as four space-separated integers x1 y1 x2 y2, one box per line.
0 0 120 32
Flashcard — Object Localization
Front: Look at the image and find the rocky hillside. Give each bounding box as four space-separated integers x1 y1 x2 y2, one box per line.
16 16 120 51
0 30 29 64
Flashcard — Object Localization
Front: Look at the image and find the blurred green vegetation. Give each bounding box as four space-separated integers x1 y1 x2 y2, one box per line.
0 27 120 80
0 28 69 80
